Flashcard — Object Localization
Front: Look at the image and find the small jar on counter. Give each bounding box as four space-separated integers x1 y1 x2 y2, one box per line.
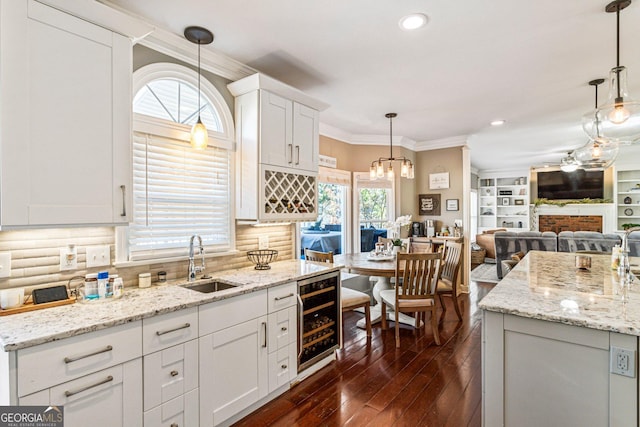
84 273 98 300
139 272 151 288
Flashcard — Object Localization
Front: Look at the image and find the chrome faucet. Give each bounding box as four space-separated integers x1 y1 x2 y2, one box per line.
188 234 205 282
618 227 640 279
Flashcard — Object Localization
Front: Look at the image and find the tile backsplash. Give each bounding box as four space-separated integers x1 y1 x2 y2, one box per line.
0 225 294 294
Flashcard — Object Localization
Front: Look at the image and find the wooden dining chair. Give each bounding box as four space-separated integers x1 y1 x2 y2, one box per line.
436 241 464 321
380 252 442 347
303 249 372 337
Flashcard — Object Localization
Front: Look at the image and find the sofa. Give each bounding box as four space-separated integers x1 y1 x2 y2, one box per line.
494 231 558 278
494 230 640 279
557 231 621 253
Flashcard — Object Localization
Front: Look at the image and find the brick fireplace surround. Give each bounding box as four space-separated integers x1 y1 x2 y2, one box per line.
539 215 603 233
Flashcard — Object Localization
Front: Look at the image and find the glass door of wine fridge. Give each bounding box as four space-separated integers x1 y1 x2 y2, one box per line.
297 270 340 372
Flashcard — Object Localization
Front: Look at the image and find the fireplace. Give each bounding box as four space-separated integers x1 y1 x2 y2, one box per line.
532 203 616 233
539 215 602 233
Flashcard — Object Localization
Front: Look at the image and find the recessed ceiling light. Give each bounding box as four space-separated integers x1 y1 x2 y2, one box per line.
399 13 428 31
490 119 506 126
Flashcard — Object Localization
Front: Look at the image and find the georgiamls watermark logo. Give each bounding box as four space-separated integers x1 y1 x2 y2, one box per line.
0 405 63 427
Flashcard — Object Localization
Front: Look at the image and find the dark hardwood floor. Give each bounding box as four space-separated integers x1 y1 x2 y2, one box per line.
234 280 495 427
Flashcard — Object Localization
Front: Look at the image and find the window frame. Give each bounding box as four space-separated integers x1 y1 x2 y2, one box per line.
115 63 236 265
353 172 395 253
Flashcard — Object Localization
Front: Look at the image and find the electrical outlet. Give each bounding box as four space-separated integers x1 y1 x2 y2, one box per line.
258 235 269 250
611 346 636 377
0 252 11 278
86 245 111 268
59 245 77 271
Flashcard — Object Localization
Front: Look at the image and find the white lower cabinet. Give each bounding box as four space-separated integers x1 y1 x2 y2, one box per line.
143 388 198 427
267 282 298 392
199 315 269 427
16 322 143 427
142 307 199 427
198 284 299 426
43 360 141 427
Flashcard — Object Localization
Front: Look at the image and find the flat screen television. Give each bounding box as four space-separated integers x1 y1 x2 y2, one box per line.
537 170 604 200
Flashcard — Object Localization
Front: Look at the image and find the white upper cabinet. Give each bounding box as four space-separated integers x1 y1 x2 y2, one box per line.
0 0 133 228
259 90 319 172
228 73 327 221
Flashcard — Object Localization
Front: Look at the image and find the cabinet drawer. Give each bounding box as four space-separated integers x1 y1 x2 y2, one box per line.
267 282 297 312
144 389 198 427
143 308 198 355
268 306 297 353
268 344 297 392
17 321 141 397
143 340 198 411
199 290 267 336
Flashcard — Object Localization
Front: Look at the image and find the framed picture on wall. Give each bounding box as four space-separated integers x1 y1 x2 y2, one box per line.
429 172 450 189
446 199 459 211
502 197 510 206
419 194 441 216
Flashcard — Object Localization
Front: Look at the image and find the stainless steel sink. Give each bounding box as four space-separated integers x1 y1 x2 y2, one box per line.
181 280 239 293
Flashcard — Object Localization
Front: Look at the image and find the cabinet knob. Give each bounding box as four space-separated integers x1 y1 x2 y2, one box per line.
281 364 287 369
170 370 179 377
281 326 287 331
171 424 178 427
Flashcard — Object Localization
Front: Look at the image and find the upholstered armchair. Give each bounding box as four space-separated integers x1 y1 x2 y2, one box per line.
494 231 558 279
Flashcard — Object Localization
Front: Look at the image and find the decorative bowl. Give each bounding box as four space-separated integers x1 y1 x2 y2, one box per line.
247 249 279 270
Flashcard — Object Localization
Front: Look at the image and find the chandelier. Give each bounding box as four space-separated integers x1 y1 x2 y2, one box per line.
582 0 640 144
369 113 414 180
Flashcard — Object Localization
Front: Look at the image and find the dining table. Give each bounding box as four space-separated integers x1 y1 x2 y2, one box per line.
333 252 425 329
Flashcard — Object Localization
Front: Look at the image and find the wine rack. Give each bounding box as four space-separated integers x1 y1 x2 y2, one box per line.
297 271 340 372
263 168 317 220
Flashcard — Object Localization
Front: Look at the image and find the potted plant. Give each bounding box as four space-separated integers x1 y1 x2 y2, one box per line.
391 239 406 255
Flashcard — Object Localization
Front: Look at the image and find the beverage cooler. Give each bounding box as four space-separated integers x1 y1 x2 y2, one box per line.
297 270 341 372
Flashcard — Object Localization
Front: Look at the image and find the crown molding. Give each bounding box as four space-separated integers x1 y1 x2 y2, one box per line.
100 1 256 81
44 0 154 40
414 135 468 151
320 122 469 153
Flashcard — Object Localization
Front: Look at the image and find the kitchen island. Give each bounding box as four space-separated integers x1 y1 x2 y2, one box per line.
480 250 639 427
0 259 341 427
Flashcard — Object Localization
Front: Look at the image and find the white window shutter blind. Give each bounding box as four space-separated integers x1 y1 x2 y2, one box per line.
130 132 231 260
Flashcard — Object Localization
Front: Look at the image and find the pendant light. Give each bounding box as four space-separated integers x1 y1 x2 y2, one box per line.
369 113 414 180
560 152 579 172
575 79 619 170
184 26 214 150
582 0 640 144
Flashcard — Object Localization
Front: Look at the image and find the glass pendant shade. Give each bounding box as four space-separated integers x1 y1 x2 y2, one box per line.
583 67 640 144
184 26 214 150
573 139 619 170
369 165 376 179
387 163 394 180
190 117 208 149
560 153 579 172
376 161 384 178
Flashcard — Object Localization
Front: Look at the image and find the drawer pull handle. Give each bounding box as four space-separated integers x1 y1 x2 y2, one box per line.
156 323 191 336
274 293 294 301
64 345 113 363
64 375 113 397
281 364 287 369
170 370 179 377
281 326 287 331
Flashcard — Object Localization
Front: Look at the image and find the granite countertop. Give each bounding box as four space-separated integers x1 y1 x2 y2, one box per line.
0 259 341 351
479 250 640 335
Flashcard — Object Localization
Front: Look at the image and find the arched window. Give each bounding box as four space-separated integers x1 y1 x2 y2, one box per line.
125 63 234 261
